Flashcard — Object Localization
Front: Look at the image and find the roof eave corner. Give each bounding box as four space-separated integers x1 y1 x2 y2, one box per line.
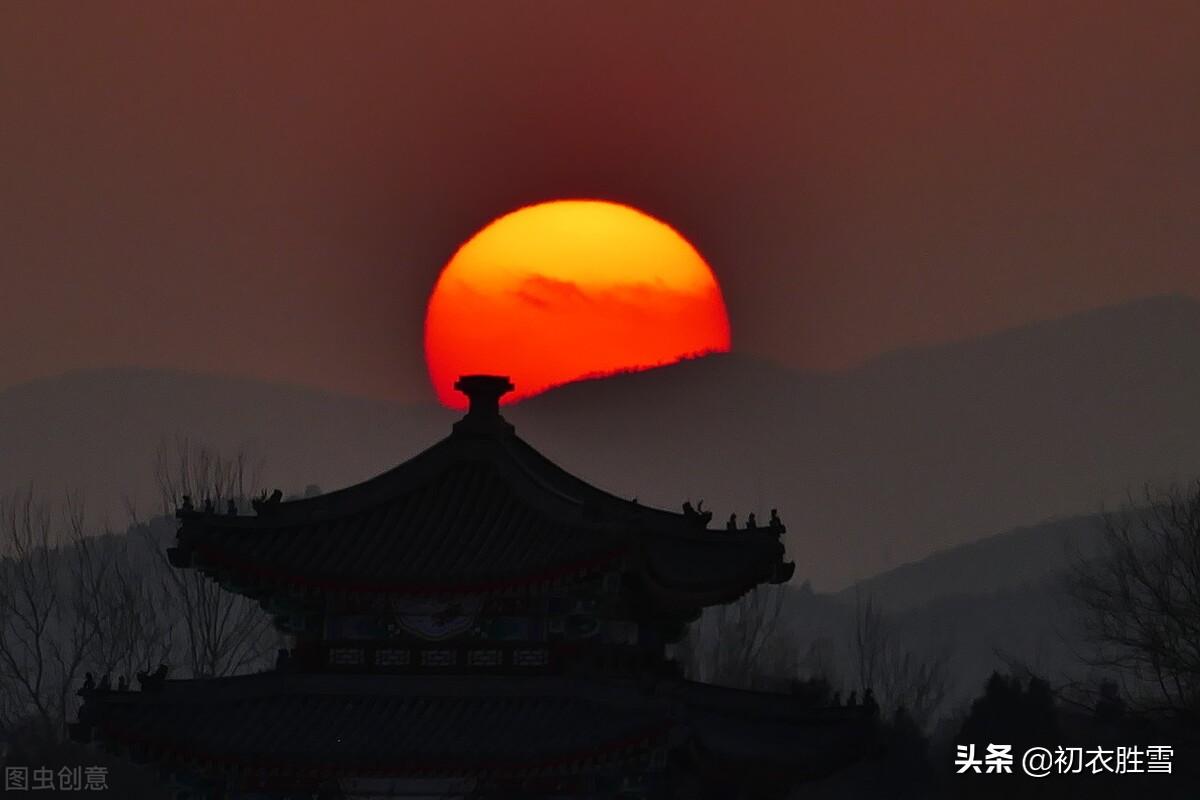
770 559 796 584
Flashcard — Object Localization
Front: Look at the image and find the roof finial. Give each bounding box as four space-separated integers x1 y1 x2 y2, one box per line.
453 375 515 435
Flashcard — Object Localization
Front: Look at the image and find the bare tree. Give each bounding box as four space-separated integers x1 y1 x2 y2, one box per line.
137 437 277 678
0 490 60 735
0 490 116 740
48 496 111 735
852 592 886 693
850 591 951 730
153 436 260 518
0 437 276 746
1068 483 1200 715
681 584 798 690
80 531 174 684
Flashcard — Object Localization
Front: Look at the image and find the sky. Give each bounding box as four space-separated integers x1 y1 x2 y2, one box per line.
3 1 1199 403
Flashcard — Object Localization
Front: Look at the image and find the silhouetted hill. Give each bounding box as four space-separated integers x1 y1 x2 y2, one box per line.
3 294 1200 588
0 367 451 528
782 514 1115 713
513 293 1200 588
833 513 1105 613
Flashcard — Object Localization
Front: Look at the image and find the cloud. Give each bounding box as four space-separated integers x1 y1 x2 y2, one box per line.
511 274 594 310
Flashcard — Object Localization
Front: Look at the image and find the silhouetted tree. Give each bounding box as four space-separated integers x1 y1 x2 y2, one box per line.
0 490 120 741
851 591 952 731
81 530 173 687
1069 483 1200 715
0 490 63 739
136 437 277 678
957 672 1059 749
680 583 798 690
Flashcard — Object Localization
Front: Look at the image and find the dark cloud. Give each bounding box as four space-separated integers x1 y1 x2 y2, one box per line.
512 275 593 310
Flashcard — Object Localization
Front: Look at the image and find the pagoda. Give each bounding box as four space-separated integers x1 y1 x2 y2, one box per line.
73 376 875 798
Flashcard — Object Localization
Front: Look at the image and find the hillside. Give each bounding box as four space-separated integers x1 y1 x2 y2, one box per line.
785 514 1117 710
0 368 451 527
3 294 1200 587
833 513 1107 613
515 293 1200 587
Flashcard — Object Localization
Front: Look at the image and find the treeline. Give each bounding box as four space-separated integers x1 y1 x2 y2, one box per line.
0 440 282 751
3 442 1199 797
679 482 1200 797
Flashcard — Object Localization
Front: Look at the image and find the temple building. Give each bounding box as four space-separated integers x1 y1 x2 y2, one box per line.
73 376 875 798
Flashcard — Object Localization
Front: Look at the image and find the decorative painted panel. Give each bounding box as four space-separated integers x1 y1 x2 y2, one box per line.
467 649 504 667
328 647 364 666
420 649 457 667
374 649 411 667
512 648 549 667
389 596 484 641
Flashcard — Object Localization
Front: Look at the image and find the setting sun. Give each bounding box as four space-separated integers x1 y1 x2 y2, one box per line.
424 200 731 408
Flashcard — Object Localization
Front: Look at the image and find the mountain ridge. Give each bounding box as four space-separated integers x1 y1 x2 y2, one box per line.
3 293 1199 588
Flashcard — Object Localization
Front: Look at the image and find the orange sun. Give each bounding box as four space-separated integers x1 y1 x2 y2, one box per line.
424 199 731 408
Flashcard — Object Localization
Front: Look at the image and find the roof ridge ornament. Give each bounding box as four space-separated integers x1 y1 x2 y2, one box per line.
452 375 516 436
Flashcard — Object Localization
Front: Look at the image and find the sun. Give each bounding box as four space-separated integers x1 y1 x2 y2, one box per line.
424 199 731 409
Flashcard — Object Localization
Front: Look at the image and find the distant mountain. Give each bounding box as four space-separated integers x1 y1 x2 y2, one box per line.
0 368 452 528
3 294 1200 589
512 293 1200 588
781 514 1116 711
832 513 1106 613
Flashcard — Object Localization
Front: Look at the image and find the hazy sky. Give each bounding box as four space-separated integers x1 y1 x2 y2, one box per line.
3 2 1199 402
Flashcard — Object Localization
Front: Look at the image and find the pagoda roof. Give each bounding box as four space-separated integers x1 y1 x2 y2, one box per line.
73 672 874 782
171 376 793 603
